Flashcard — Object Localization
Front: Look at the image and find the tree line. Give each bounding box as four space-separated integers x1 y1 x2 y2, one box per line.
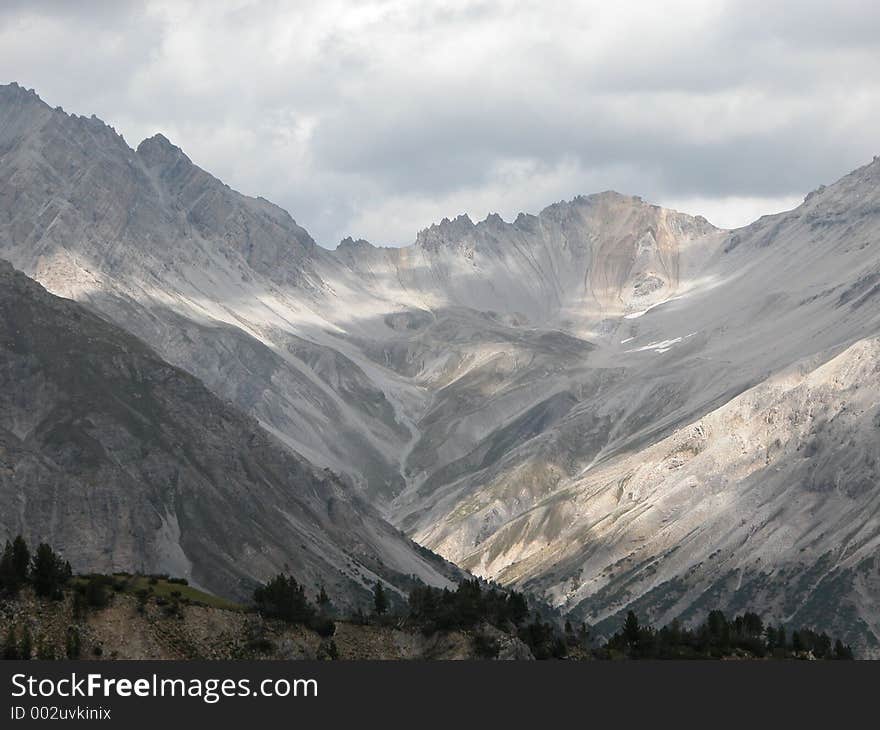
1 536 74 659
252 573 858 660
0 536 71 600
604 609 855 660
253 575 531 633
252 574 566 658
0 535 860 660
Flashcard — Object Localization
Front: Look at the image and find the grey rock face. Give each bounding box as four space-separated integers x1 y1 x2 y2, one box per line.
0 82 402 500
0 260 457 605
4 82 880 653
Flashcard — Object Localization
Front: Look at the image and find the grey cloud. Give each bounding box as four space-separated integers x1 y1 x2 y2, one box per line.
1 1 879 245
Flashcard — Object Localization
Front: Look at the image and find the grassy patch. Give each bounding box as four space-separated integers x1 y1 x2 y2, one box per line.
72 573 244 611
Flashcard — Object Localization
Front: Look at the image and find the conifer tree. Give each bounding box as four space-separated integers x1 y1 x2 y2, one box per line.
0 541 17 592
12 536 30 585
834 639 854 660
31 543 71 599
253 574 315 624
623 610 640 645
577 622 591 649
765 625 778 650
373 581 388 616
506 591 529 626
317 585 331 611
777 625 786 652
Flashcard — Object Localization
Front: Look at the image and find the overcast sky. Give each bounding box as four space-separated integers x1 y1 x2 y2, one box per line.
2 1 879 247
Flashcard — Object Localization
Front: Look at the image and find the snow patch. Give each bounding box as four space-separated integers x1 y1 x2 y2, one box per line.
625 332 697 354
624 295 683 319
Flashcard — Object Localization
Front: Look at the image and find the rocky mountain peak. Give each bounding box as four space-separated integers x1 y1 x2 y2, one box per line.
415 213 476 249
483 212 505 226
0 82 53 140
0 81 43 104
337 236 375 251
136 132 191 170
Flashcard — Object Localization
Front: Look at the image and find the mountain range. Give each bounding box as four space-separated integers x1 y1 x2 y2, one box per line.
2 82 879 654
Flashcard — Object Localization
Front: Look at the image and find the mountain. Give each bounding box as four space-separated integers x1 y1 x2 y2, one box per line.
0 82 406 502
2 82 880 653
392 157 880 648
0 259 457 605
368 157 880 655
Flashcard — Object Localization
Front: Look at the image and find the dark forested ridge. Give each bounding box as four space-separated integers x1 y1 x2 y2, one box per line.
247 569 857 660
601 609 855 660
0 536 858 660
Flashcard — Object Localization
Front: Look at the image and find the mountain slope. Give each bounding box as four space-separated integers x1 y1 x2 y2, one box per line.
3 82 880 652
0 260 457 605
397 158 880 556
0 82 407 500
383 159 880 653
461 339 880 652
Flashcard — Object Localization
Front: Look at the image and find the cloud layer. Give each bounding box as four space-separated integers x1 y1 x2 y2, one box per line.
2 0 879 245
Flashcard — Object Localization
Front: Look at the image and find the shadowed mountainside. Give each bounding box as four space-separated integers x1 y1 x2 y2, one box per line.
0 260 459 606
